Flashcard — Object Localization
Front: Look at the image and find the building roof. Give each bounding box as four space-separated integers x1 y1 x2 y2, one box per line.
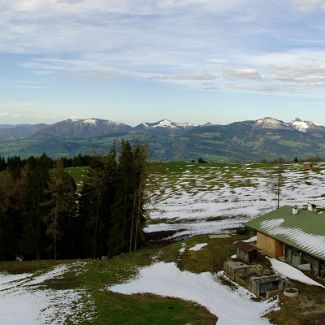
250 275 283 284
235 241 258 253
246 206 325 261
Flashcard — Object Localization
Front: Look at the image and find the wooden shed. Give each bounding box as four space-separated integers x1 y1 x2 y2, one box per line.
235 241 259 264
303 162 313 170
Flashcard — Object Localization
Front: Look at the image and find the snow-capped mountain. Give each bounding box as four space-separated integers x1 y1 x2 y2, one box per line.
289 118 320 132
1 116 324 161
255 117 290 129
33 118 131 139
254 117 325 134
139 119 198 129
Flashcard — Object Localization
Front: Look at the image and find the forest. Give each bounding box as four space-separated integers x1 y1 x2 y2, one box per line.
0 141 147 261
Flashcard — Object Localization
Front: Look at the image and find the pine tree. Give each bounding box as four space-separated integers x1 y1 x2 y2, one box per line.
132 145 147 251
44 159 76 259
20 156 51 259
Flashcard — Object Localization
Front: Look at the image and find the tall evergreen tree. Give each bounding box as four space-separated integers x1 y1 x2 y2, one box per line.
44 159 76 259
20 155 51 259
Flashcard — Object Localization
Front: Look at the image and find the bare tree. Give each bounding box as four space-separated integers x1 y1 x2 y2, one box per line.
269 159 285 209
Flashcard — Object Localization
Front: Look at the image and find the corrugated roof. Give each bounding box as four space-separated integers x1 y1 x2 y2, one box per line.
235 241 258 253
246 206 325 261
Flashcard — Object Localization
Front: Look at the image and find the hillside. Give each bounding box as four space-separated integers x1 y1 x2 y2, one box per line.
0 234 324 324
0 117 324 161
145 161 325 240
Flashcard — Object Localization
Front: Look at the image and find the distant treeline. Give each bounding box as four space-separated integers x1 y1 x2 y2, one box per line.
0 141 147 261
0 153 102 173
260 156 324 164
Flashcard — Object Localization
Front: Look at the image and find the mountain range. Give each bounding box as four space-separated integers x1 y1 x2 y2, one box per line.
0 117 324 162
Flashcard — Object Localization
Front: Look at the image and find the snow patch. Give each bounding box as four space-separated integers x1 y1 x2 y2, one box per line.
0 273 31 291
267 258 324 288
0 264 94 324
289 118 318 132
83 118 97 125
109 262 277 325
189 243 208 251
146 163 325 240
69 116 80 122
154 119 177 128
26 264 68 286
290 119 309 132
243 236 257 243
179 243 186 254
256 117 288 129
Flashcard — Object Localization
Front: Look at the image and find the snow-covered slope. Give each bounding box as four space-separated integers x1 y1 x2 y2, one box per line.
140 119 198 129
255 117 290 129
34 118 131 138
289 118 320 132
110 262 278 325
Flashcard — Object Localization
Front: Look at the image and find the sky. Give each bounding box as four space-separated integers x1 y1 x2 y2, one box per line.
2 0 325 126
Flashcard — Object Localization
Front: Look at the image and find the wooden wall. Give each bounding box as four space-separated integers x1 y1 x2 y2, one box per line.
256 232 284 258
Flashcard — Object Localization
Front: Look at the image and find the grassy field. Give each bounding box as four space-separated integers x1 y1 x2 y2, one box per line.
65 166 90 190
0 234 242 324
0 234 324 324
0 239 222 325
145 161 325 239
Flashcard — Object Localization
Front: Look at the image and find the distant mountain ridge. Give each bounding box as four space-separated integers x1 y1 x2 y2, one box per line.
33 118 131 139
0 117 324 162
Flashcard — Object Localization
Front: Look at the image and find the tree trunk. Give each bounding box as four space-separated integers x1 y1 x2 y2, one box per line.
54 198 58 260
93 195 100 259
129 196 136 252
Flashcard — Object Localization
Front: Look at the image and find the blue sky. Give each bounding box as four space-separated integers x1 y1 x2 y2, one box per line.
2 0 325 125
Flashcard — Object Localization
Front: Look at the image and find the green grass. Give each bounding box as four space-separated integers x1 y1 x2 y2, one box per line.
0 234 324 324
0 259 62 274
65 166 90 190
92 292 217 325
160 234 245 273
0 236 245 325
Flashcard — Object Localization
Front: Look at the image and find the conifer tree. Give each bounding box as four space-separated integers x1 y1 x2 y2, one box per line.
21 155 51 259
44 159 76 259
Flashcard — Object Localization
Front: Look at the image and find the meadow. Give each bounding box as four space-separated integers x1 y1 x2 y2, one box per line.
145 161 325 239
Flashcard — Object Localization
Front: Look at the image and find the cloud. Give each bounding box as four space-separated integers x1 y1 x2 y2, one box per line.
2 0 325 97
293 0 325 10
0 112 23 118
150 73 217 81
3 0 247 16
223 68 263 80
65 70 126 81
270 64 325 85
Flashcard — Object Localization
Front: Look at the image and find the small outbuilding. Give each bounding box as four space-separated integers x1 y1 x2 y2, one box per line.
250 275 287 299
224 261 261 283
235 241 259 264
303 162 313 170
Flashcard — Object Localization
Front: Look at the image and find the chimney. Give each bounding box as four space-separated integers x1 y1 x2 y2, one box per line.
292 206 299 215
308 203 316 212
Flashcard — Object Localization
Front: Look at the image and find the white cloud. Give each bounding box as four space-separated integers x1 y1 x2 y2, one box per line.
223 68 263 80
293 0 325 10
2 0 325 97
3 0 247 16
150 73 217 81
270 64 325 85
